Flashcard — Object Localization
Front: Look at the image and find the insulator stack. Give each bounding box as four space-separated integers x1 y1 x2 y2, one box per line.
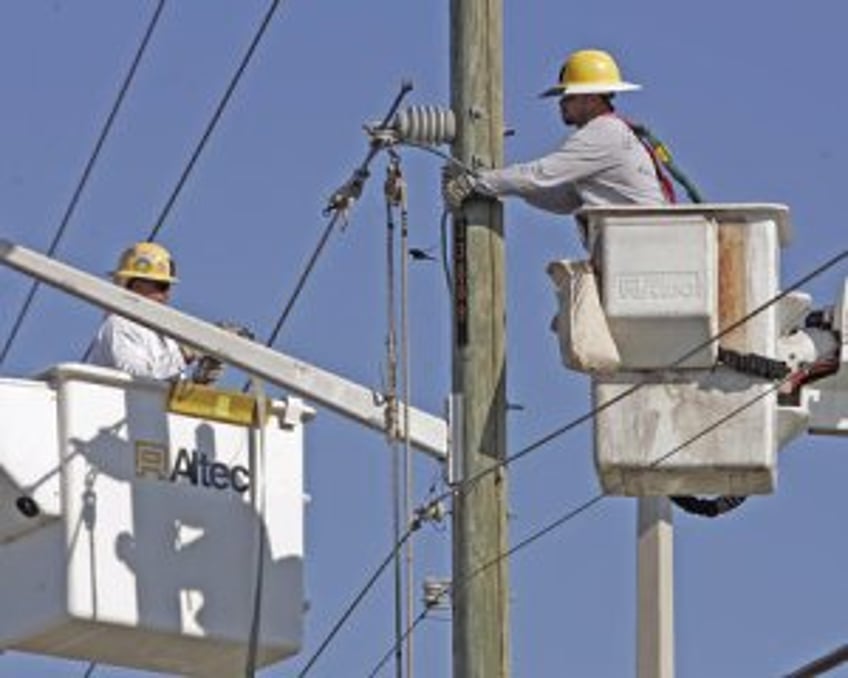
393 105 456 145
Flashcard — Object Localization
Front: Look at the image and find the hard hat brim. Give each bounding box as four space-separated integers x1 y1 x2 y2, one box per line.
540 81 642 98
110 270 179 284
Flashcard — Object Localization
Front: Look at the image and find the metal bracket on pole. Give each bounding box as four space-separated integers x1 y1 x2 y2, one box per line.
446 393 464 485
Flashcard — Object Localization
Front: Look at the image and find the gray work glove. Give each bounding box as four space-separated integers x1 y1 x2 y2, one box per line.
191 354 224 385
441 163 478 212
187 322 254 385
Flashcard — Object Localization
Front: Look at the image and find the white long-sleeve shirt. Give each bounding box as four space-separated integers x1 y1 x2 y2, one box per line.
88 314 186 380
475 114 666 213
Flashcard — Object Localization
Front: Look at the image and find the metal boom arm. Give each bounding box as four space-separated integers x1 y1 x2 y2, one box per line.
0 239 447 460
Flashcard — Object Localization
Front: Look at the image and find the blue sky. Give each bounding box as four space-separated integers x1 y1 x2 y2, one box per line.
1 1 846 676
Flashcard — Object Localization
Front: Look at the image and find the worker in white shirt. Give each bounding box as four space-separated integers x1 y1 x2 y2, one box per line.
443 48 674 217
88 242 221 382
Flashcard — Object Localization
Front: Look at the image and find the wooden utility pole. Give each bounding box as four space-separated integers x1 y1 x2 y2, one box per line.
449 1 509 676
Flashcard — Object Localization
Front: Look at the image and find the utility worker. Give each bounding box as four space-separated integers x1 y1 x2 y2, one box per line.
443 48 672 221
88 242 221 382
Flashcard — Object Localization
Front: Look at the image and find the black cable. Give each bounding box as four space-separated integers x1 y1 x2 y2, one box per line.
784 643 848 677
265 211 341 349
440 248 848 505
366 608 430 678
477 377 786 577
296 525 419 678
0 0 166 368
146 0 285 242
296 249 845 677
351 250 846 678
366 368 797 676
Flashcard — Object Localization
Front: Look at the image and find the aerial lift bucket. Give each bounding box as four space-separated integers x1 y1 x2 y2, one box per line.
0 363 311 676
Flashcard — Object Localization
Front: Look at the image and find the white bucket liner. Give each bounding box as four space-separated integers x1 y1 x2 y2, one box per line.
547 259 621 374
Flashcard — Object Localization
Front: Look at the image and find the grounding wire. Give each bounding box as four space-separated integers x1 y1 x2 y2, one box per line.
434 247 848 505
0 0 166 368
146 0 286 242
367 374 790 677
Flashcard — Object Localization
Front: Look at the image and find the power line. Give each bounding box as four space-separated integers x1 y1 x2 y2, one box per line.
366 608 430 678
295 247 846 677
785 643 848 677
367 376 790 676
440 248 848 503
296 525 420 678
258 83 414 352
0 0 166 368
146 0 286 242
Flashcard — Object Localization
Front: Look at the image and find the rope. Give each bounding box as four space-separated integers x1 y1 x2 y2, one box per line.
397 160 416 678
146 0 286 242
0 0 166 368
383 157 404 678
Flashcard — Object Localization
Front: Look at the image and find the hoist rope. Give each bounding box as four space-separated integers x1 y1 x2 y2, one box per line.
384 153 417 678
398 161 416 678
0 0 166 368
146 0 287 242
383 159 404 678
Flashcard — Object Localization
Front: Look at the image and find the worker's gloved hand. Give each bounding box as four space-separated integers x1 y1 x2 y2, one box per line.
188 321 254 385
441 163 477 212
179 343 201 364
191 355 224 385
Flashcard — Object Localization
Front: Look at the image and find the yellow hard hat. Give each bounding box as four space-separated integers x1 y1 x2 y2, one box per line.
111 242 178 286
540 49 641 97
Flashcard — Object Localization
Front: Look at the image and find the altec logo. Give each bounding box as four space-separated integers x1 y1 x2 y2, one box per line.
135 441 250 494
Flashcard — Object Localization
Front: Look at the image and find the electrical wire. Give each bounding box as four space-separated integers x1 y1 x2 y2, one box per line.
438 247 848 504
146 0 286 242
265 211 340 349
359 248 845 673
366 375 791 677
293 248 845 677
258 84 415 354
0 0 166 368
295 525 420 678
366 608 430 678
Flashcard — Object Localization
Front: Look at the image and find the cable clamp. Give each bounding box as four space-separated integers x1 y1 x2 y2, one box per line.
411 498 446 530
